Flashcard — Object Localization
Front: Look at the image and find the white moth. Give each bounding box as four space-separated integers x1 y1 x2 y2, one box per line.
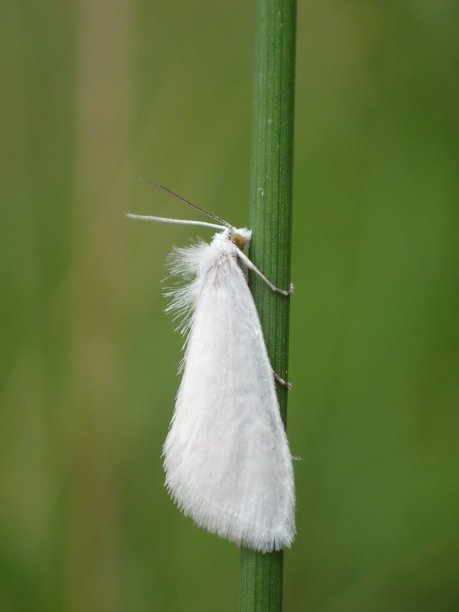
128 182 295 553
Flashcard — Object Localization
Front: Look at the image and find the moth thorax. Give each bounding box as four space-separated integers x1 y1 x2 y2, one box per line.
231 228 252 251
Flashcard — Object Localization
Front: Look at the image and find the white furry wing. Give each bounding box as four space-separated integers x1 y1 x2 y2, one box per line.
163 239 295 552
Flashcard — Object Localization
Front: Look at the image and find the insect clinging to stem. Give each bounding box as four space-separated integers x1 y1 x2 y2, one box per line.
127 180 295 553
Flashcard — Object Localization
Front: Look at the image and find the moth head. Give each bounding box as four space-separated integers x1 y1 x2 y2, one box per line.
230 227 252 251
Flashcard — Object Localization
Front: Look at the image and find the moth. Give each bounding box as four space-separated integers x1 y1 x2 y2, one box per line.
128 182 295 552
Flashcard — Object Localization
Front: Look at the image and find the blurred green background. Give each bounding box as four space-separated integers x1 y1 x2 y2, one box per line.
1 0 458 610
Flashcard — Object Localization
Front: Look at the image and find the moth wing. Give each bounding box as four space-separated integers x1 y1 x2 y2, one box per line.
164 245 295 552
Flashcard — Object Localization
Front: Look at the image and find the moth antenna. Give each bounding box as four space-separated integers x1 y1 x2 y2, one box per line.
139 177 232 229
125 213 225 231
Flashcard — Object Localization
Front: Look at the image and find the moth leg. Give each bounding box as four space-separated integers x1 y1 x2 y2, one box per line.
237 250 294 296
273 370 292 390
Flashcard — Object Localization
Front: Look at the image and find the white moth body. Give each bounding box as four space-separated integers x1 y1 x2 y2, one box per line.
164 227 295 552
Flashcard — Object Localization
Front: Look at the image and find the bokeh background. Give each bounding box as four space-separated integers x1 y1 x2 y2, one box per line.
1 1 458 610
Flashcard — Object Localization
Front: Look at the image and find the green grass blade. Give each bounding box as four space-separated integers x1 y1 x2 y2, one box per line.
240 0 297 610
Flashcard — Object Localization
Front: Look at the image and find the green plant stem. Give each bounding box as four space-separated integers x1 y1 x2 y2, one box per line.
240 0 297 611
